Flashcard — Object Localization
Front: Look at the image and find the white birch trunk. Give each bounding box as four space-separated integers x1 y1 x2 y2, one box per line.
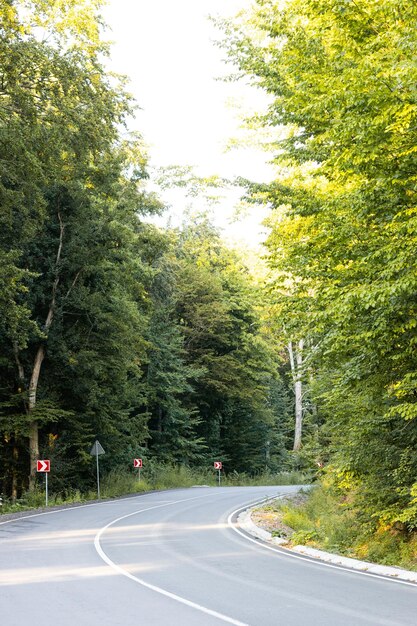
288 339 304 451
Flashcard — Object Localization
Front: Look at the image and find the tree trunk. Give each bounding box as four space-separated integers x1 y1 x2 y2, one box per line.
11 443 19 502
28 345 45 489
157 406 162 433
265 439 270 463
288 339 304 451
27 211 64 490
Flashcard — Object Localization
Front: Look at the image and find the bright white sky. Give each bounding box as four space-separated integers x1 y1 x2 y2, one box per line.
102 0 274 246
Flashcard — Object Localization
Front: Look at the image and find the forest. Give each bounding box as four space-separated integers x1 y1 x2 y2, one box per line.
1 0 417 565
0 0 297 502
221 0 417 562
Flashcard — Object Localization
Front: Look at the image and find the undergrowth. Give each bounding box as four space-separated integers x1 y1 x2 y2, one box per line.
269 484 417 571
0 465 309 515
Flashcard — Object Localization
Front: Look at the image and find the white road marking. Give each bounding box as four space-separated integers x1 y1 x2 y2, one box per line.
227 497 417 589
94 494 250 626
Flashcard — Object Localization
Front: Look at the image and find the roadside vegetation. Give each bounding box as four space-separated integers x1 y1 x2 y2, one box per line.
3 0 417 573
0 0 301 504
0 466 308 515
217 0 417 571
255 482 417 572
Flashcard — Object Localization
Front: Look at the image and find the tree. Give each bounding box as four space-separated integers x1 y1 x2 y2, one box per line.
171 215 283 471
144 249 206 464
0 0 159 492
222 0 417 527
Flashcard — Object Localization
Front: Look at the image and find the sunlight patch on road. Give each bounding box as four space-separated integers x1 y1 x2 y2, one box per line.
0 526 99 548
0 562 158 586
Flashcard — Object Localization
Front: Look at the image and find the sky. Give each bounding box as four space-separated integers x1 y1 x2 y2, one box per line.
102 0 274 246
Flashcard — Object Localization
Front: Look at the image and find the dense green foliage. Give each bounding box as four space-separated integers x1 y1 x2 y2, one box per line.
0 0 296 501
3 0 417 571
260 484 417 570
222 0 417 552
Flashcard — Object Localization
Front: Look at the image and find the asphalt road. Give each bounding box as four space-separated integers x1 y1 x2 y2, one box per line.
0 486 416 626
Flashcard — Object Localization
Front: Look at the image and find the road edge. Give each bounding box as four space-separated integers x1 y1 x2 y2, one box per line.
237 502 417 584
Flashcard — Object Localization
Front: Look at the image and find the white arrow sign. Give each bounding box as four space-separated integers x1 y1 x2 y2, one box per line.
37 460 50 472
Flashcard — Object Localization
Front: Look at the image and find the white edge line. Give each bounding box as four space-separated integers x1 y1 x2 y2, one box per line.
94 494 250 626
227 497 417 589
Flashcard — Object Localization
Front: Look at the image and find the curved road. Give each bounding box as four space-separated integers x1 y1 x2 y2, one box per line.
0 486 416 625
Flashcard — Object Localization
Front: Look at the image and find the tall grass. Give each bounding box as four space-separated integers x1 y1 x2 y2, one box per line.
223 470 309 486
0 465 309 515
272 484 417 571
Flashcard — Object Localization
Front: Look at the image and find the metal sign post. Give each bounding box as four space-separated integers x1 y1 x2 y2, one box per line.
96 451 100 497
90 440 105 499
214 461 222 486
37 460 50 506
133 458 143 481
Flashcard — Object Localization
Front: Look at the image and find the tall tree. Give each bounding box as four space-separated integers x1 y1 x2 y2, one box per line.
222 0 417 527
144 249 205 464
172 215 283 471
0 0 159 491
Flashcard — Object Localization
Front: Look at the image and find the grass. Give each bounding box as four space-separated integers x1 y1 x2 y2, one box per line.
0 465 309 515
0 488 89 514
222 470 309 486
263 483 417 571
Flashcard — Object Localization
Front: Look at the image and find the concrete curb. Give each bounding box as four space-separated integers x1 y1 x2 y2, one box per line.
237 508 289 546
237 503 417 584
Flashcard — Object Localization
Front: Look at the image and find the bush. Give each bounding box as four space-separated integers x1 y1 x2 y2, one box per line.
223 470 310 486
282 507 312 532
273 481 417 570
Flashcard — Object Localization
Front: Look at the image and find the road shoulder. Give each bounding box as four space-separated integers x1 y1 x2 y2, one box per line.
238 501 417 584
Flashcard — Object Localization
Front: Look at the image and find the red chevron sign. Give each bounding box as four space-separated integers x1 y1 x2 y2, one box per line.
37 460 50 472
133 458 143 468
214 461 222 470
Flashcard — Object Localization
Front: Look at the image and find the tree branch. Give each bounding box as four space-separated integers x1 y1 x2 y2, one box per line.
44 210 64 332
13 342 25 386
64 268 82 300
